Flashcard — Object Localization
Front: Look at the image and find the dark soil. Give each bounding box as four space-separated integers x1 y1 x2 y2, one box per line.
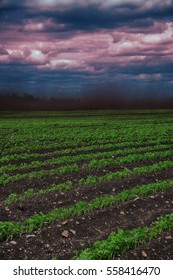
0 188 172 260
1 112 173 260
1 139 117 157
117 230 173 260
1 166 173 223
1 154 173 201
1 154 173 260
1 141 171 167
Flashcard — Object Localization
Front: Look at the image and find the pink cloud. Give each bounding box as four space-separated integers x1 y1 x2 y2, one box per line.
22 19 65 32
0 45 8 55
0 20 172 72
137 73 162 80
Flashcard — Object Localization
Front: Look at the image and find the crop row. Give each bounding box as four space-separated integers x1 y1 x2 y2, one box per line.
1 176 173 240
4 181 73 205
1 147 173 186
2 121 173 155
80 160 173 186
1 137 172 165
86 148 173 169
0 164 78 186
1 142 173 176
0 121 138 146
3 158 173 205
73 212 173 259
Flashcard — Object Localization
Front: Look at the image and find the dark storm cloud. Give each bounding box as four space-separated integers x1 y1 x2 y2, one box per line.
0 0 173 98
0 1 173 31
0 63 95 95
51 3 173 32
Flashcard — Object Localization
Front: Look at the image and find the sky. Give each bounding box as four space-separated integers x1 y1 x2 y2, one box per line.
0 0 173 98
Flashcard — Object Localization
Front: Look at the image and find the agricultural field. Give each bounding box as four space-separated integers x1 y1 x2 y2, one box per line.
0 110 173 260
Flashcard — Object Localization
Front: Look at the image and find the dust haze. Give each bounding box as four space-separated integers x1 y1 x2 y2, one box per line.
0 86 173 110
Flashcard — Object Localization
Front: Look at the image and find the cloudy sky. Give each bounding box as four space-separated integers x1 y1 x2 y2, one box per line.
0 0 173 97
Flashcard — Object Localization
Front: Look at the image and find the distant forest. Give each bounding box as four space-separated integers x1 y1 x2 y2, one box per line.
0 93 173 110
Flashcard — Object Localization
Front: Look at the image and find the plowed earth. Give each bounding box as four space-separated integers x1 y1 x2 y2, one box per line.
0 111 173 260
